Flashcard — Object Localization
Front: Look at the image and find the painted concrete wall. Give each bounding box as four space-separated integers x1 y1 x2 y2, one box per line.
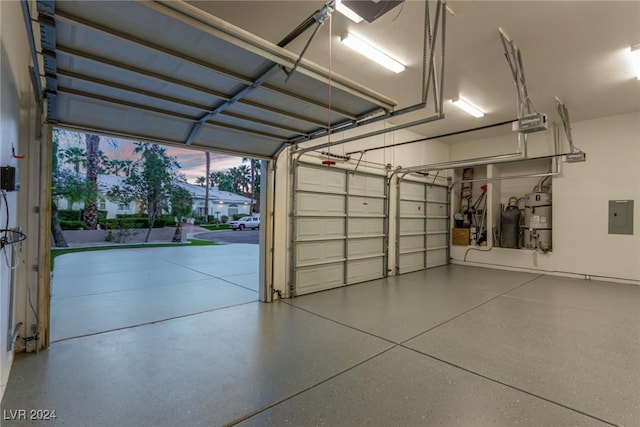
448 112 640 283
0 0 38 400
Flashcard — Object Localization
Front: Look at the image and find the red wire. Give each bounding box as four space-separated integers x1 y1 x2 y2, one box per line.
12 145 25 159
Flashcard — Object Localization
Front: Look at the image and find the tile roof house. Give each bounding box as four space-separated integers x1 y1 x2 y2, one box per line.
60 175 252 222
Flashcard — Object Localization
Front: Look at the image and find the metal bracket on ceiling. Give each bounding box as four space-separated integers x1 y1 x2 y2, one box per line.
282 2 334 83
556 97 583 157
499 28 537 120
184 1 338 146
279 0 448 157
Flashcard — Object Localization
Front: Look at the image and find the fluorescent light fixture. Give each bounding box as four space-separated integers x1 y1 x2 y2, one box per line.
335 0 363 23
341 33 405 73
631 44 640 80
451 97 485 118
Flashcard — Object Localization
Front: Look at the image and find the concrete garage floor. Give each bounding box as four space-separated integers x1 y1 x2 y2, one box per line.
50 244 259 341
2 265 639 426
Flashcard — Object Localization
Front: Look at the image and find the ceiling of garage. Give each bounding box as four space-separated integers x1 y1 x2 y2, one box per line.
190 1 640 142
37 1 640 156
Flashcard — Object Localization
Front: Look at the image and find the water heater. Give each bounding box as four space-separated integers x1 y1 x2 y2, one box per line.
523 192 552 251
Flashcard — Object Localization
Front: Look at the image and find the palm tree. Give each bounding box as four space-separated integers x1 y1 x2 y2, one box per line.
242 157 260 213
97 150 110 173
210 171 233 192
204 151 211 223
83 134 100 229
195 176 206 186
233 165 250 194
62 146 86 173
122 159 135 177
104 159 123 176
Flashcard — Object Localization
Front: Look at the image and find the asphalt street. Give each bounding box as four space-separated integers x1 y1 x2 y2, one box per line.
194 229 259 244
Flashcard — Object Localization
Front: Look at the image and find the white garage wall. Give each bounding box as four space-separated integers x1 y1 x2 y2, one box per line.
1 0 38 400
448 112 640 283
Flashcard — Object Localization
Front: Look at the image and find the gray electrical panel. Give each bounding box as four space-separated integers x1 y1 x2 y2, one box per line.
608 200 634 235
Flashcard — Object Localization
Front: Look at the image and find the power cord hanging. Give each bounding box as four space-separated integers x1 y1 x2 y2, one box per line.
0 190 27 269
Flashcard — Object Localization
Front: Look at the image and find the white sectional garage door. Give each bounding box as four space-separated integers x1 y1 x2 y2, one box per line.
293 164 386 296
397 181 449 274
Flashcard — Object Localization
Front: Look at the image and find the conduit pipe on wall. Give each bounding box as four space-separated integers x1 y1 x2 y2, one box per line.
344 118 517 156
448 123 562 192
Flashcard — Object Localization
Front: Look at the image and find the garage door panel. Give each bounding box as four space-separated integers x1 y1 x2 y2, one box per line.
426 233 447 249
297 166 346 194
399 218 425 234
347 258 384 284
348 197 384 216
349 174 385 197
297 218 344 240
399 200 425 217
296 263 344 295
397 181 449 275
400 181 425 200
45 0 398 162
296 193 345 217
349 218 384 237
399 252 425 274
399 235 424 253
293 165 387 295
193 126 279 157
348 238 383 258
427 185 448 201
427 218 448 232
426 249 448 268
297 241 345 266
59 76 207 120
426 202 448 217
63 96 129 128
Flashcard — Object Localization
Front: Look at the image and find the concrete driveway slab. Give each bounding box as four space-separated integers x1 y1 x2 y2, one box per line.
51 245 259 341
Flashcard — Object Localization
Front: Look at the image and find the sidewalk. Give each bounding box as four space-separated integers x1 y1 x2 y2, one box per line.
56 224 212 248
182 223 211 238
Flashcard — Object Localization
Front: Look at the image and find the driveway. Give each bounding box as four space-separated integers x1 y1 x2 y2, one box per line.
50 244 258 341
194 229 259 244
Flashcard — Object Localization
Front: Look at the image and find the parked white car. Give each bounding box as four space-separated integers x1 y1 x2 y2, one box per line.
229 216 260 230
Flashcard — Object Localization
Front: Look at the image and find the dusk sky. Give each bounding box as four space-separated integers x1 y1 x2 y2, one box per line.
102 141 244 183
58 131 244 183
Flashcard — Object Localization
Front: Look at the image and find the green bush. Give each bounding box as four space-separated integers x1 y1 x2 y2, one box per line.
58 210 82 221
98 210 108 220
99 217 167 230
115 213 146 219
232 213 249 221
152 217 167 228
158 215 176 225
60 220 85 230
220 215 228 224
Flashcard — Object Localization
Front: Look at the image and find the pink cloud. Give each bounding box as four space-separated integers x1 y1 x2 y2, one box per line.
101 140 244 183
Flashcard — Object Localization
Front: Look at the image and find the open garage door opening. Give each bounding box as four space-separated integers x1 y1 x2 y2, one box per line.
49 129 266 342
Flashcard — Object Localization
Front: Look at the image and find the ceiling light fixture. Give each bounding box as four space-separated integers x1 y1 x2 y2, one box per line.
335 0 363 23
341 33 405 73
451 97 485 118
631 44 640 80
